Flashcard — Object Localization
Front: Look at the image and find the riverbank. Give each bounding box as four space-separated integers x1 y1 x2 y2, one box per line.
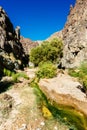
39 73 87 130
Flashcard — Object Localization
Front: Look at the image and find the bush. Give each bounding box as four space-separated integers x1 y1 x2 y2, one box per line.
68 62 87 94
3 68 29 82
79 62 87 76
12 72 29 82
36 62 57 79
3 68 15 77
68 68 79 77
30 38 63 66
50 38 63 58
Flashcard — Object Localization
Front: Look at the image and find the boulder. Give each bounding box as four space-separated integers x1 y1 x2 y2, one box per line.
39 73 87 115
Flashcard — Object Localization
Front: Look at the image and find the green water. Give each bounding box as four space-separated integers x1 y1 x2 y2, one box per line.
47 101 87 130
31 81 87 130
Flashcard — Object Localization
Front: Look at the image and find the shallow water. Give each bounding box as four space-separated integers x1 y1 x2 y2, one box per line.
34 84 87 130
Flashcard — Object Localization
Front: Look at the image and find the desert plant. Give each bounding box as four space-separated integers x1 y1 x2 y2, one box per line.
3 68 29 82
50 38 63 58
36 62 57 79
12 72 29 82
68 62 87 95
3 68 15 77
68 68 79 78
30 38 63 66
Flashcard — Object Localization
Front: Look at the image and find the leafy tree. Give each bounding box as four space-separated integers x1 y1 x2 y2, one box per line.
30 38 63 66
30 46 43 66
50 38 63 58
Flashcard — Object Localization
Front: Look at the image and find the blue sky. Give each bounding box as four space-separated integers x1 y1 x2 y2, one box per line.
0 0 76 41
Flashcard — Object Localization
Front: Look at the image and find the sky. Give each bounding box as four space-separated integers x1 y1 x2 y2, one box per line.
0 0 76 41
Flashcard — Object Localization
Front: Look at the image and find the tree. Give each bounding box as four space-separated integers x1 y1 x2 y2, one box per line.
30 38 63 66
50 38 63 58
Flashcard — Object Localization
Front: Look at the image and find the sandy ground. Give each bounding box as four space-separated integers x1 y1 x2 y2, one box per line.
0 69 69 130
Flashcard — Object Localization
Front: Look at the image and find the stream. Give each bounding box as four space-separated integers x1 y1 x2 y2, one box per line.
31 81 87 130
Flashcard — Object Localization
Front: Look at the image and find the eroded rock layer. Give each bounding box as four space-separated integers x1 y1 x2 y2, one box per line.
61 0 87 68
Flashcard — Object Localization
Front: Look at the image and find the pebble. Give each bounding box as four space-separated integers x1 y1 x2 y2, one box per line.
40 121 45 126
54 126 58 130
18 124 27 130
36 128 41 130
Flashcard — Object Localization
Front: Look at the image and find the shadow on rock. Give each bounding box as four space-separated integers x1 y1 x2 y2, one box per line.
0 80 14 93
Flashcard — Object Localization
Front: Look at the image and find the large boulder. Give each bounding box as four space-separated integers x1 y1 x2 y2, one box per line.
39 73 87 115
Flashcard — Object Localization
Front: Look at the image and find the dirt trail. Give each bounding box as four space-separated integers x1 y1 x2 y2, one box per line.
0 78 44 130
0 69 69 130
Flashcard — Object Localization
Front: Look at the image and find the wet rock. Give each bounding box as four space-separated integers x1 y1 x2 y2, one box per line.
39 73 87 115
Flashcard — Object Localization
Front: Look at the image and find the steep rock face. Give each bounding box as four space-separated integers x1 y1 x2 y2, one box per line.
47 30 63 42
0 7 29 76
61 0 87 68
20 36 39 54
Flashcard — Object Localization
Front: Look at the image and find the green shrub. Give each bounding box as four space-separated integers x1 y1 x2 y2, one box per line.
50 38 63 58
12 72 29 82
68 68 79 78
82 76 87 90
36 62 57 79
3 68 29 82
79 62 87 76
30 38 63 66
68 62 87 93
3 68 15 77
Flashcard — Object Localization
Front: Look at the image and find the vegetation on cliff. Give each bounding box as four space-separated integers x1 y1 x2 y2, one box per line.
68 62 87 95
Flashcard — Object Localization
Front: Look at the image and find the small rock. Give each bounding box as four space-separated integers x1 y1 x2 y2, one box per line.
54 126 58 130
36 128 41 130
18 124 27 130
40 121 45 126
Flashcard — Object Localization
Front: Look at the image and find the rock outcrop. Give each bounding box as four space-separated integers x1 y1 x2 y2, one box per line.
20 36 38 54
48 0 87 68
47 30 63 42
61 0 87 68
0 7 29 77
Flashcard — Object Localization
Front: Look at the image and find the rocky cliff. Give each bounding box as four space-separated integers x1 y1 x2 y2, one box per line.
47 30 63 42
49 0 87 68
20 36 39 54
0 7 29 77
61 0 87 68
